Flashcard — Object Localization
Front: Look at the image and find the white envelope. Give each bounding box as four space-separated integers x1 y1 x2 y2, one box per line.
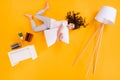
8 45 38 67
44 21 69 47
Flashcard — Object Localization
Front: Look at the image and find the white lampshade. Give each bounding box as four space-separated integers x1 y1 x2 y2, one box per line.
95 6 117 25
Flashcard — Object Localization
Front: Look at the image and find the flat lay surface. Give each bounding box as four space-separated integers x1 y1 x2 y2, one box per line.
0 0 120 80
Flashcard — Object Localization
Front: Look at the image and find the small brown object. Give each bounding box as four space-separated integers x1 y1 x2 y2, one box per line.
11 42 21 50
25 32 33 42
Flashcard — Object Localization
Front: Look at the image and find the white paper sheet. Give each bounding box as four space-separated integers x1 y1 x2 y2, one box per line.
44 21 69 47
8 45 38 67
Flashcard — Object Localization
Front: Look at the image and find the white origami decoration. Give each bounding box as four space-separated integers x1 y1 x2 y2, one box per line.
8 45 38 67
44 21 69 47
73 6 117 76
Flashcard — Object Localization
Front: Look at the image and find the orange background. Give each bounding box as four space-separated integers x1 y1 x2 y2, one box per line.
0 0 120 80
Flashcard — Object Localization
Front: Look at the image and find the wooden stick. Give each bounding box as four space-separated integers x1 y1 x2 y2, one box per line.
93 25 104 74
73 25 101 66
86 24 104 76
